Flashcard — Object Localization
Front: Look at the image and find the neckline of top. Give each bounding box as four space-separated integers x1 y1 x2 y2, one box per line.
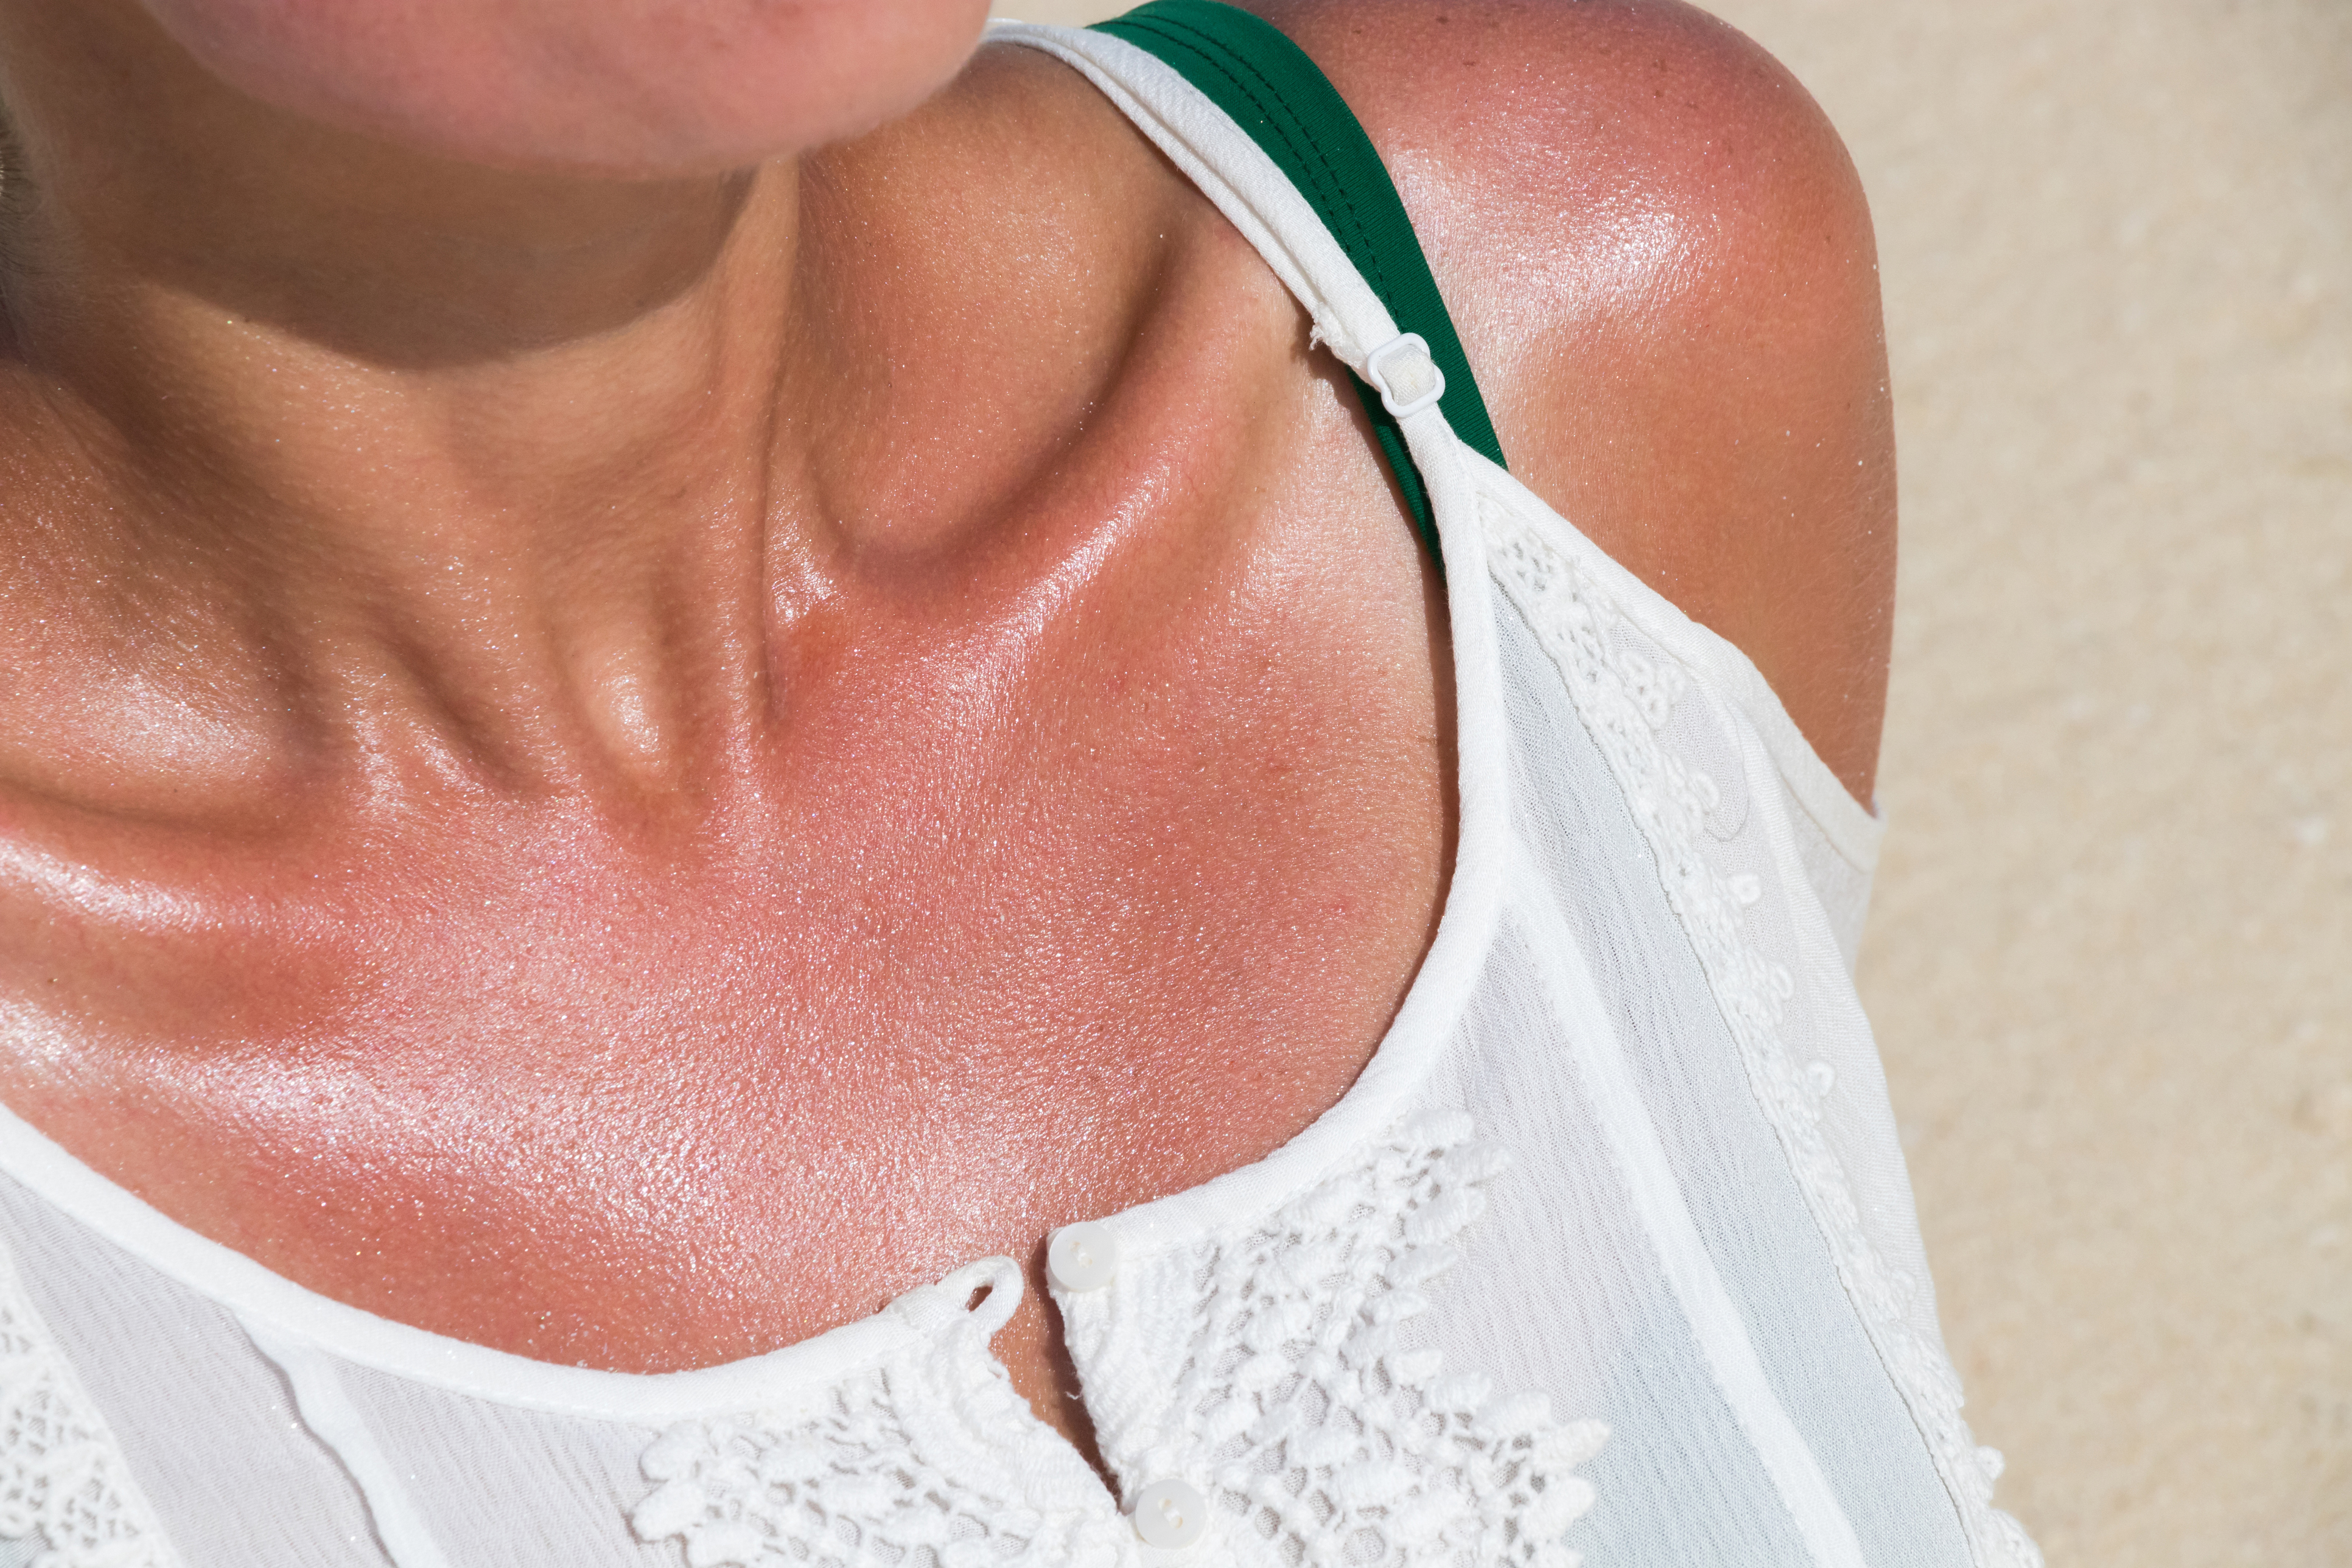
0 18 1519 1413
0 428 1510 1416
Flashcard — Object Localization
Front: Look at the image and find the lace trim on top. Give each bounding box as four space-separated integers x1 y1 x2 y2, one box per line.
1481 495 2042 1568
1059 1112 1608 1568
632 1115 1603 1568
631 1262 1127 1568
0 1238 181 1568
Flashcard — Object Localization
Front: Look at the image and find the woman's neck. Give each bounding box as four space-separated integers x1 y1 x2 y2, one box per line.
0 8 1193 817
0 0 841 794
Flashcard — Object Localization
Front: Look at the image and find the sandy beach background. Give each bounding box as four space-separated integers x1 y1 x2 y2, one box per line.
992 2 2352 1563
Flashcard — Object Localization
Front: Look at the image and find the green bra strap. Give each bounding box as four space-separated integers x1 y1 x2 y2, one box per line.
1091 0 1507 565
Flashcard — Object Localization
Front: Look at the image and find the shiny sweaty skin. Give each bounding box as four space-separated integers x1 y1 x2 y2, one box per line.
0 0 1891 1470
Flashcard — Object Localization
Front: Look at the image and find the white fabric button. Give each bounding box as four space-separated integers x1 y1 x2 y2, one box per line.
1805 1060 1838 1096
1130 1478 1209 1553
1046 1222 1119 1292
1365 332 1446 419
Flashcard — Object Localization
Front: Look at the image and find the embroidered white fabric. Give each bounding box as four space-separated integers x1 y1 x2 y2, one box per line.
1057 1112 1608 1568
628 1263 1129 1568
0 20 2039 1568
0 1238 178 1568
1477 491 2037 1568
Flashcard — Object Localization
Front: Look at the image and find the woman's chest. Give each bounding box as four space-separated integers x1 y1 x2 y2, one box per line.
0 416 1447 1382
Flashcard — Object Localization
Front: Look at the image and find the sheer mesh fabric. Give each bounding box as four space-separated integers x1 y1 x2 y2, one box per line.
0 1180 383 1567
340 1372 672 1568
1407 603 1973 1568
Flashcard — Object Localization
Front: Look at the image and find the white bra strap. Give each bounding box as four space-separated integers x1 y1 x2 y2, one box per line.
986 22 1415 393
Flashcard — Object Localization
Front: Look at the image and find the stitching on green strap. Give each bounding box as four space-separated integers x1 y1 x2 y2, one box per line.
1091 1 1507 565
1114 18 1393 293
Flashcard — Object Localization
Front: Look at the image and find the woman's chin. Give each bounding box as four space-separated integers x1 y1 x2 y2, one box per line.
133 0 995 175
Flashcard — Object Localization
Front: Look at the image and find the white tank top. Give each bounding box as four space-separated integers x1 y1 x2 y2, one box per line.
0 15 2040 1568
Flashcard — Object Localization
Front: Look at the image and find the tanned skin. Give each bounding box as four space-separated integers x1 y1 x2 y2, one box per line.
0 0 1889 1472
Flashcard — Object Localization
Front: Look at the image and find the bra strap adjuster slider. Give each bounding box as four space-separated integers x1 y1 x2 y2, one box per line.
1365 332 1446 419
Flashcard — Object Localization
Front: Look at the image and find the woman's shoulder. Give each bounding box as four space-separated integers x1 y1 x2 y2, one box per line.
1241 0 1898 802
1247 0 1874 260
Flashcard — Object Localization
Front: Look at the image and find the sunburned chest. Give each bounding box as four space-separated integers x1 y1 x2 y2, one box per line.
0 418 1449 1388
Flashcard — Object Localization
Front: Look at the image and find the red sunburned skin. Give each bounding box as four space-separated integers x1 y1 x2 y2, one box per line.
0 0 1896 1476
